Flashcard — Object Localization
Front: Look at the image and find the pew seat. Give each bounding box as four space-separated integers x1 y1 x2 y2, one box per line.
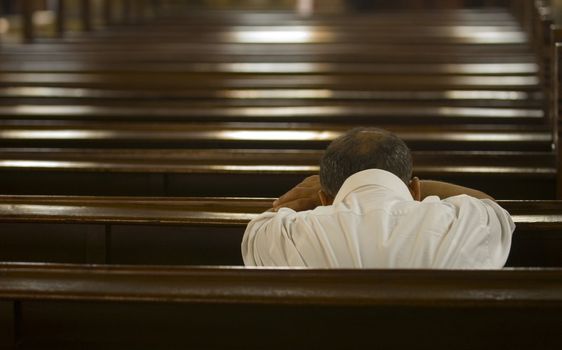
0 87 544 109
0 196 559 267
0 104 545 124
0 263 560 349
0 123 552 151
0 72 541 90
0 49 538 64
0 148 555 198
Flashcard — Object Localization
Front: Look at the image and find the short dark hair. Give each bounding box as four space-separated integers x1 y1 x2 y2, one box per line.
319 127 412 197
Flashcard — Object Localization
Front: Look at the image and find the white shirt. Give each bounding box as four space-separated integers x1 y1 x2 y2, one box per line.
242 169 514 269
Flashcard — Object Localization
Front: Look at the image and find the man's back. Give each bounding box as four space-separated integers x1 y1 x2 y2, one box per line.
242 169 514 268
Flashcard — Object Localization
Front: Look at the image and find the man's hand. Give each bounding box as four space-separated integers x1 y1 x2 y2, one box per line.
272 175 322 212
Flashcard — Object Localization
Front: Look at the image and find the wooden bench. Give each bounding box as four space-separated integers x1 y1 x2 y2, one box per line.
0 263 561 349
0 196 559 267
1 3 545 156
14 0 158 42
552 38 562 198
0 103 545 124
0 123 551 150
0 71 541 90
1 1 554 201
0 87 544 110
0 148 555 198
0 4 558 349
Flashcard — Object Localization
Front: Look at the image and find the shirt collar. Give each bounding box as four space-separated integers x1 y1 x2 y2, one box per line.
333 169 413 204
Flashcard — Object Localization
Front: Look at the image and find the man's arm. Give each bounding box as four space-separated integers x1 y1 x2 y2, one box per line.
242 209 310 267
272 175 322 211
272 175 495 211
420 180 494 200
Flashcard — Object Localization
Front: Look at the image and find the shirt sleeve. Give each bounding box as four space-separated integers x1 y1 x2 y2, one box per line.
479 198 515 265
241 208 307 267
442 195 515 268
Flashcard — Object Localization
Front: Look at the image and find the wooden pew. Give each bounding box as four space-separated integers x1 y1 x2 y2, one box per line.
0 87 544 109
0 3 552 200
553 39 562 199
546 24 562 194
0 148 555 199
0 43 536 63
1 2 553 201
0 4 543 142
16 0 158 42
512 0 561 198
0 70 541 90
0 103 545 124
0 196 559 267
0 263 561 349
0 123 551 150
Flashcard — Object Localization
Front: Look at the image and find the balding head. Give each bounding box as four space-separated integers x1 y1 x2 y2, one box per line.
319 127 413 198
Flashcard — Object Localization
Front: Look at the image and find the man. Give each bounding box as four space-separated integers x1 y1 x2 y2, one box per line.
242 127 514 268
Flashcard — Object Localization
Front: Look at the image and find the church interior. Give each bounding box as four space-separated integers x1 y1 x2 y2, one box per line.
0 0 561 348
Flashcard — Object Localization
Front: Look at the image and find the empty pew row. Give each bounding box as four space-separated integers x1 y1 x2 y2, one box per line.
0 148 555 199
519 4 561 197
0 72 541 90
72 9 523 29
0 123 552 151
7 28 533 45
0 264 561 349
9 6 531 44
0 75 543 123
146 8 521 26
0 4 554 200
0 264 560 349
0 44 537 63
0 12 542 117
15 0 161 42
0 104 546 124
0 87 545 109
0 61 540 76
553 38 562 199
0 123 553 199
0 196 559 267
4 8 527 45
30 1 520 42
0 8 539 88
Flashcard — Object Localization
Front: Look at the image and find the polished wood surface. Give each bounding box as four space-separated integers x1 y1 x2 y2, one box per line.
0 87 544 109
0 4 552 203
0 2 556 199
0 263 561 349
0 196 559 267
554 41 562 198
0 2 560 348
0 104 544 123
0 195 558 227
0 4 555 194
0 123 551 149
0 148 555 198
0 263 561 305
0 72 541 90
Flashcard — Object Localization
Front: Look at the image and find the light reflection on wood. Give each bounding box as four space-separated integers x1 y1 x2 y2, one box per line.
0 125 552 143
0 105 544 120
0 87 539 101
0 73 541 88
0 62 539 74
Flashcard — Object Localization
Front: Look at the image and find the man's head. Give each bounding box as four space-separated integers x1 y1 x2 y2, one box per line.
319 127 413 202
